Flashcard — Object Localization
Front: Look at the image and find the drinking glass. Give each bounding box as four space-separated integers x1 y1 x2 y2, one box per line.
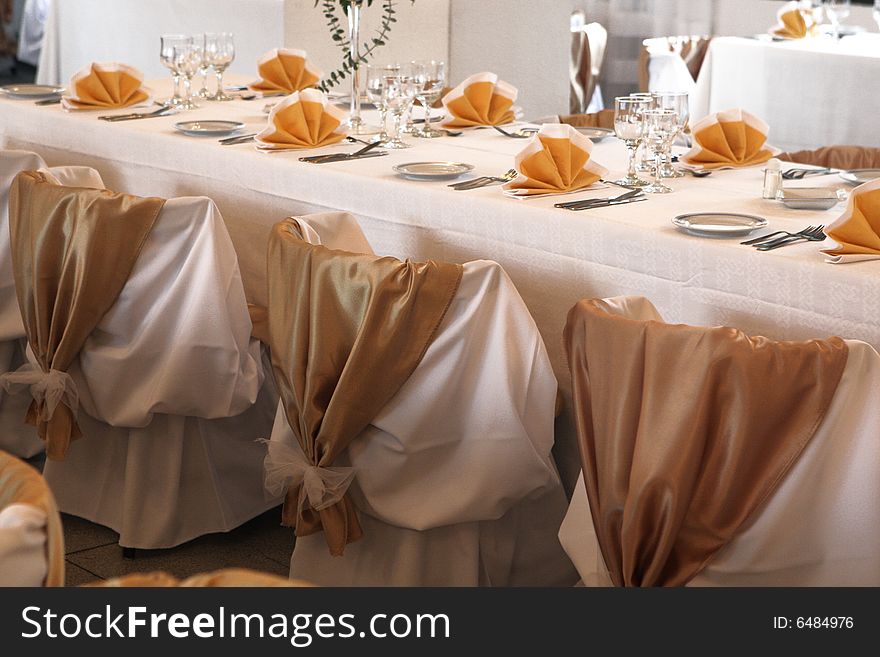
654 91 689 178
410 60 447 138
205 33 235 101
614 96 651 187
172 42 203 110
194 34 212 99
643 109 678 194
366 63 400 141
382 75 418 149
630 92 657 173
826 0 851 39
159 35 191 106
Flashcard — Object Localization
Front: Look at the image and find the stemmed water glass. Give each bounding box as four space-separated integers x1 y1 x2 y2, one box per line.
826 0 851 39
643 109 678 194
172 42 203 110
194 34 211 99
159 35 191 107
205 33 235 101
366 64 400 141
614 96 650 187
654 91 689 178
382 75 418 149
409 60 447 138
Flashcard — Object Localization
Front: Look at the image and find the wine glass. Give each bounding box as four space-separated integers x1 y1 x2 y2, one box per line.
826 0 851 39
194 34 212 99
614 96 651 187
366 63 400 141
205 33 235 101
409 60 447 138
382 75 418 149
873 0 880 31
172 42 203 110
159 35 191 106
629 92 657 173
643 109 678 194
654 91 689 178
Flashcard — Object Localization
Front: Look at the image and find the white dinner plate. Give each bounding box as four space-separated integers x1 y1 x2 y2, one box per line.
393 161 474 181
574 126 614 141
174 120 246 137
839 169 880 186
672 212 768 238
0 84 65 100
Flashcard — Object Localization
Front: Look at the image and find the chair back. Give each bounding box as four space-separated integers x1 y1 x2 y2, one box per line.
779 146 880 170
570 12 607 113
639 35 712 92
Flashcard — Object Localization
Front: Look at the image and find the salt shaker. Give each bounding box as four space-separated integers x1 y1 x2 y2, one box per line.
763 158 782 199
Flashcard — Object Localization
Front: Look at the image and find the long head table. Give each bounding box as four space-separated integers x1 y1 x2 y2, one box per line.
3 81 879 486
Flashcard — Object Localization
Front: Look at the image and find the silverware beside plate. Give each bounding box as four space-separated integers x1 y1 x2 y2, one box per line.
99 106 176 121
672 212 768 238
299 151 389 164
393 162 474 181
174 120 246 137
574 126 614 141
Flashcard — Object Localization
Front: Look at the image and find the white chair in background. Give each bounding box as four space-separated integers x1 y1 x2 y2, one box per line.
264 216 577 586
5 173 280 549
639 35 712 97
0 150 103 458
570 11 607 114
559 296 880 586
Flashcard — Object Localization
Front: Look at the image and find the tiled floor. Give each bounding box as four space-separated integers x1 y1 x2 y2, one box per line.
62 509 295 586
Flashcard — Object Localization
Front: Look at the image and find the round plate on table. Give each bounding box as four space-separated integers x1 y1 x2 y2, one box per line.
393 161 474 181
174 120 246 137
672 212 768 238
0 84 65 100
574 126 614 141
839 169 880 186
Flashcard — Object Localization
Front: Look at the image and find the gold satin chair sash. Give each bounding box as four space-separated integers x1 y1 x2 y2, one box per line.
564 298 848 586
0 449 64 586
559 110 615 129
779 145 880 170
266 219 462 555
6 171 165 460
87 568 313 587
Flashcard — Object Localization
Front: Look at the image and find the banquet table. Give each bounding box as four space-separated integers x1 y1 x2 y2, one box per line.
36 0 285 86
4 80 880 487
691 34 880 152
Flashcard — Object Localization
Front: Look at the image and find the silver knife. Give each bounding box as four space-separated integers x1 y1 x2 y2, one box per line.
299 151 389 164
560 197 648 211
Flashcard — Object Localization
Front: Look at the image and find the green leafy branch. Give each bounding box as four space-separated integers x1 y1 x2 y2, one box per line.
313 0 414 92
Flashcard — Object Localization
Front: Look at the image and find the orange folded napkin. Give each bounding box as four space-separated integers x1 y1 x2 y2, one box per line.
681 109 777 170
440 72 518 128
771 1 810 39
502 123 608 198
61 62 150 110
822 178 880 263
248 48 323 95
255 88 347 151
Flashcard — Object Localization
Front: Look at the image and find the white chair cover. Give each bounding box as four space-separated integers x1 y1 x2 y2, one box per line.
643 36 699 96
267 223 576 585
41 192 279 548
0 503 47 586
559 296 880 586
0 150 104 458
17 0 49 67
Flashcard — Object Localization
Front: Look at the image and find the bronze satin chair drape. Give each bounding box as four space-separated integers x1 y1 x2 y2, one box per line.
5 171 164 460
87 568 313 588
779 146 880 170
563 297 848 587
266 219 462 556
559 110 614 129
0 449 64 586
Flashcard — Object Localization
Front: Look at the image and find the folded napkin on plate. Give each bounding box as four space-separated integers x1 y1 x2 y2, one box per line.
502 123 608 198
681 109 776 170
440 72 517 128
61 62 150 110
255 88 347 151
821 178 880 263
771 1 809 39
249 48 322 95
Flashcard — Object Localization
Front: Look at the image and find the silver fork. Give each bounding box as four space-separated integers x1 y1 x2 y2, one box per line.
756 225 826 251
493 125 531 139
449 169 517 191
742 225 820 246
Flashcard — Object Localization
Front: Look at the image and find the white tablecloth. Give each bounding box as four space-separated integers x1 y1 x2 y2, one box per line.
36 0 285 86
4 80 880 487
692 34 880 151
